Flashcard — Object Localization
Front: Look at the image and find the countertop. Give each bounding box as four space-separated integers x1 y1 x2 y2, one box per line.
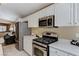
0 44 3 56
49 39 79 56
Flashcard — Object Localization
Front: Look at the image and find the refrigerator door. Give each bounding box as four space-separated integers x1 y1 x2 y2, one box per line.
15 22 31 51
22 22 31 35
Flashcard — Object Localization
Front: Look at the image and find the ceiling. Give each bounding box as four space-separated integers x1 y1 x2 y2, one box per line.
0 19 14 24
0 3 51 18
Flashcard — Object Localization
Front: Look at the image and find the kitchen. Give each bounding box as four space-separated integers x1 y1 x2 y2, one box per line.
0 3 79 56
22 3 79 56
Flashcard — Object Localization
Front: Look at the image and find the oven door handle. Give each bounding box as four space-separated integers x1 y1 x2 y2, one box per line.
33 43 47 49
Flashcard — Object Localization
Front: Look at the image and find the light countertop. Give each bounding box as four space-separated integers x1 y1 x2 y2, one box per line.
49 39 79 56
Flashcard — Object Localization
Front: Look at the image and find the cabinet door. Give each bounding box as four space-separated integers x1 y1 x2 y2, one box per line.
23 36 36 55
37 4 55 19
49 47 72 56
55 3 73 26
74 3 79 26
49 47 58 56
27 15 39 27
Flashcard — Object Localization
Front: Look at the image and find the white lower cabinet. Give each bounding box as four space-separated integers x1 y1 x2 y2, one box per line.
49 47 58 56
49 47 72 56
23 36 36 56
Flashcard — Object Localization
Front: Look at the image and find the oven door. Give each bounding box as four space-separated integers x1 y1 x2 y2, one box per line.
33 43 47 56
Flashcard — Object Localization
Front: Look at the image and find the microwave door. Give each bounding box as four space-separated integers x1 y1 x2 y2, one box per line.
48 18 52 26
39 20 47 26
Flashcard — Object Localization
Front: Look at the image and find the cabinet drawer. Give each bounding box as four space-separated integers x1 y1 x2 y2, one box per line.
50 47 72 56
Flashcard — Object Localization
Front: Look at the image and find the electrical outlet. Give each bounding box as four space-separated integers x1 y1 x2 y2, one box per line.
75 33 79 38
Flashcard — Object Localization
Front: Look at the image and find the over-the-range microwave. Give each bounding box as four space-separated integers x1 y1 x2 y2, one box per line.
39 15 57 27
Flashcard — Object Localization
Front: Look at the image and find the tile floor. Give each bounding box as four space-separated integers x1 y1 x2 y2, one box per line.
3 44 28 56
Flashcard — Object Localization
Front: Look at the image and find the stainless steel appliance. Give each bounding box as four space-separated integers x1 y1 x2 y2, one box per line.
39 15 56 27
33 32 58 56
15 21 31 51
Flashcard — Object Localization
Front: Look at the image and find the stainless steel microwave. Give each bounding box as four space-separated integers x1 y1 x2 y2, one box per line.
39 15 56 27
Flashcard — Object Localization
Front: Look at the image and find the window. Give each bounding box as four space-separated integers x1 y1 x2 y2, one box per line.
0 26 6 32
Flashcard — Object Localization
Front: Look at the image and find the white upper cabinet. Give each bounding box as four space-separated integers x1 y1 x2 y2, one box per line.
55 3 79 27
22 13 39 27
55 3 74 26
23 4 55 27
38 4 55 17
27 14 39 27
74 3 79 26
23 3 79 27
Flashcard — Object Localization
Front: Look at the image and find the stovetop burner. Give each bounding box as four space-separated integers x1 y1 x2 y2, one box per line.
33 32 58 45
33 37 58 45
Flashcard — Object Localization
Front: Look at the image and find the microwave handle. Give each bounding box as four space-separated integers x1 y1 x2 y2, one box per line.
53 15 58 28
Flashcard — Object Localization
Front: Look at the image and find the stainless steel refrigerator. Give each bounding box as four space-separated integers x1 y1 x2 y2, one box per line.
15 21 31 51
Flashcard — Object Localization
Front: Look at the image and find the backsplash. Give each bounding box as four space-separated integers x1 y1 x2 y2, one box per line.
32 27 79 40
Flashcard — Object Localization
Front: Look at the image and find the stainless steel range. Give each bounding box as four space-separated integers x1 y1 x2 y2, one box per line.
33 32 58 56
